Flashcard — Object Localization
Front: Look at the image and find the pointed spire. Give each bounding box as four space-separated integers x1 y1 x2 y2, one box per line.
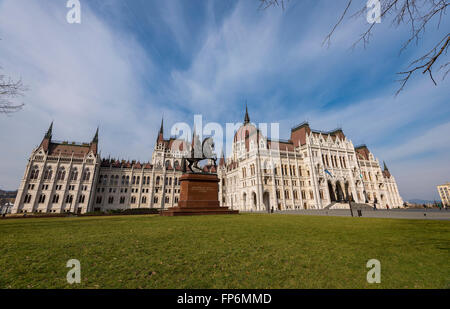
383 161 388 171
92 127 99 144
219 150 226 167
156 116 164 143
45 122 53 139
244 103 250 124
159 117 164 135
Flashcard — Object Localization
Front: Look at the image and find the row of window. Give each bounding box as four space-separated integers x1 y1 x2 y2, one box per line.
29 166 91 182
98 175 180 186
96 195 178 205
24 193 86 205
275 189 319 200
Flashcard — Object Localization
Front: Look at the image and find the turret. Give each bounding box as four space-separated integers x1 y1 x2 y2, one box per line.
90 127 99 155
40 122 53 152
157 117 164 143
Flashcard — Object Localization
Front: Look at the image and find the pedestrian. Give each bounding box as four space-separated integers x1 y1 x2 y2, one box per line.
373 202 377 211
386 204 390 210
271 206 274 214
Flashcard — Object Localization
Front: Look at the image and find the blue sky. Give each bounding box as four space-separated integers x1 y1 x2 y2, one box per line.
0 0 448 200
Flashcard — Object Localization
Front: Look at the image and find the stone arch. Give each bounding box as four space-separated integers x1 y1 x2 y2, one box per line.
328 180 336 202
252 191 257 210
335 180 345 202
344 181 351 202
263 191 270 212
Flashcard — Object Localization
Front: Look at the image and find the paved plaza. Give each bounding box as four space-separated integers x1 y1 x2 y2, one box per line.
243 208 450 220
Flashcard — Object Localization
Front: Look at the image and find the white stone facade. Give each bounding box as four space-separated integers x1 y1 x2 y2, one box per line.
12 115 404 214
218 114 403 211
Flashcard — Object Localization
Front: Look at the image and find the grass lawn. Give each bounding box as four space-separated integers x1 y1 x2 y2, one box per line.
0 214 448 289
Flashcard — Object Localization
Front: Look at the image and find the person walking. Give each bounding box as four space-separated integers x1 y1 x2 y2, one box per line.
386 204 390 210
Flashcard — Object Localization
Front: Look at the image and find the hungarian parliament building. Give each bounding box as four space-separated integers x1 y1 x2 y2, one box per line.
12 109 404 214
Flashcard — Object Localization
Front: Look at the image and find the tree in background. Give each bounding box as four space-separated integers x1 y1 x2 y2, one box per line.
259 0 449 95
0 69 27 114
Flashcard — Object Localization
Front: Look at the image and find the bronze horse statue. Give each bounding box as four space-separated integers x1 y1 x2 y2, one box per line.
182 137 217 173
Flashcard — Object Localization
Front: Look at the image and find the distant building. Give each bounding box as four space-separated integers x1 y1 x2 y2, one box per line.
0 202 13 214
437 183 450 207
12 109 404 214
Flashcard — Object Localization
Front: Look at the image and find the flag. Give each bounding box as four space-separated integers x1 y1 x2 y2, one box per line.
324 169 333 177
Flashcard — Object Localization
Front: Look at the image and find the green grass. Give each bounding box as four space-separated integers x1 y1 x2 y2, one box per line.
0 214 448 289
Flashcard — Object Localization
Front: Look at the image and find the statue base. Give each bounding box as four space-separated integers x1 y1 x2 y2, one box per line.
161 173 239 216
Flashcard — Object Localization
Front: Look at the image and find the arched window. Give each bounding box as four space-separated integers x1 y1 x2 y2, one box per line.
156 176 160 185
52 194 59 203
38 194 46 203
43 167 52 180
66 195 73 204
83 168 91 181
142 196 147 204
57 168 66 181
165 196 169 203
165 160 170 168
78 195 85 203
30 166 39 180
121 175 126 185
131 196 136 204
70 168 78 181
153 196 158 204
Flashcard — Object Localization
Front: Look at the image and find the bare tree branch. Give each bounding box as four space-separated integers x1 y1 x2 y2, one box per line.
324 0 450 94
259 0 289 10
323 0 353 48
397 33 449 95
0 71 27 114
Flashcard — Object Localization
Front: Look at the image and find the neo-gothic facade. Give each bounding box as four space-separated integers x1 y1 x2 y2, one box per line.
12 110 403 214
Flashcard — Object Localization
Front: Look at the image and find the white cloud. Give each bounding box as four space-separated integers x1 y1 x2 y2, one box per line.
0 0 166 189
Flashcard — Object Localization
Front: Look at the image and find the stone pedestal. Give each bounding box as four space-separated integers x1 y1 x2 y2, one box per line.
161 173 238 216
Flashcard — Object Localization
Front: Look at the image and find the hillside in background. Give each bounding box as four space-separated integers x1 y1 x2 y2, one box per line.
0 189 17 199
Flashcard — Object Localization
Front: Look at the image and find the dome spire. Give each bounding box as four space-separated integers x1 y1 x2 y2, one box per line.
244 103 250 124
